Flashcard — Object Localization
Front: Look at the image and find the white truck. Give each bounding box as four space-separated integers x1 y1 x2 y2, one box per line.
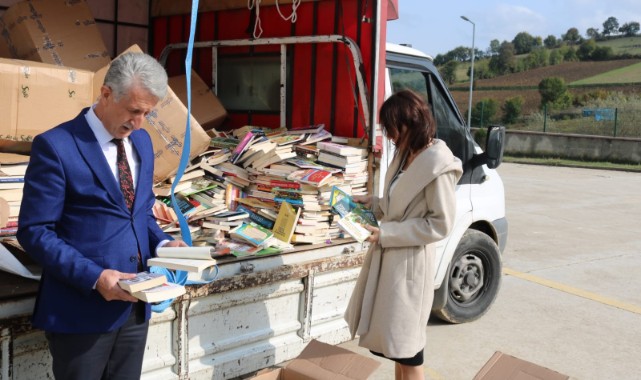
0 0 507 378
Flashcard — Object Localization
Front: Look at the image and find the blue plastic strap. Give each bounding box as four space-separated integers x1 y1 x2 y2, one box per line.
152 0 220 313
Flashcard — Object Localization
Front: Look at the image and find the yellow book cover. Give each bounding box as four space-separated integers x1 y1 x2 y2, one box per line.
272 201 302 244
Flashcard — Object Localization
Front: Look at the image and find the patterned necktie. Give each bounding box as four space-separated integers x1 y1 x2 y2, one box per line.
113 138 135 210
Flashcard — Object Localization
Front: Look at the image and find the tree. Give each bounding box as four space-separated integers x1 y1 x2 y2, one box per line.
543 35 558 49
539 77 572 109
562 46 578 62
489 42 515 75
440 61 458 84
586 27 600 40
501 96 524 124
562 27 582 45
619 22 640 37
591 46 614 61
512 31 538 54
577 39 596 60
549 49 564 65
471 99 498 127
488 39 501 55
603 16 619 36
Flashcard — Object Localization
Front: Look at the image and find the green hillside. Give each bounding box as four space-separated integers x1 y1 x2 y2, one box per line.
571 61 641 85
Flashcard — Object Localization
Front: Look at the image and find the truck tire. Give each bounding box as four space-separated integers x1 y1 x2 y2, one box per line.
432 229 502 323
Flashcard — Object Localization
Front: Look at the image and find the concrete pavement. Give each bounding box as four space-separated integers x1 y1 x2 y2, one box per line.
339 163 641 379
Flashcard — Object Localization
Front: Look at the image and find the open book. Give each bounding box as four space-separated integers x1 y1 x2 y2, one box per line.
147 246 228 273
329 186 378 243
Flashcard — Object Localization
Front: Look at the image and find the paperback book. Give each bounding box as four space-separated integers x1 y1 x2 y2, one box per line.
118 271 167 293
131 282 186 303
272 201 302 244
148 246 227 272
230 222 274 247
329 186 378 242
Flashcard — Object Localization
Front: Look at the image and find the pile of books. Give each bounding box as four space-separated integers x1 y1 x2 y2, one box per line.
149 124 373 267
0 153 30 238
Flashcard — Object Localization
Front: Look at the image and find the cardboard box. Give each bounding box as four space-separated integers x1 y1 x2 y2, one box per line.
474 351 570 380
250 340 380 380
0 0 110 71
93 45 211 183
0 44 210 183
169 71 228 131
0 58 95 152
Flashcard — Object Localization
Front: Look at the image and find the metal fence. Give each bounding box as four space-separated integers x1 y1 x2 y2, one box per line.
518 105 641 138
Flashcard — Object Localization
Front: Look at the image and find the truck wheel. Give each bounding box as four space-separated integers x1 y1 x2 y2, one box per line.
432 229 502 323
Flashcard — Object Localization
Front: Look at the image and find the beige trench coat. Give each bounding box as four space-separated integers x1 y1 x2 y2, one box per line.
344 139 463 359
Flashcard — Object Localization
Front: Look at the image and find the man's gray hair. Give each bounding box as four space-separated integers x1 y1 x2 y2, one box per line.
103 52 168 101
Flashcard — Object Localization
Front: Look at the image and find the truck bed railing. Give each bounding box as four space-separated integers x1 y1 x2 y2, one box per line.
158 34 370 131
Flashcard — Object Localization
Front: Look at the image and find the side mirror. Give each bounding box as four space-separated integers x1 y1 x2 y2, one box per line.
484 125 505 169
470 125 505 169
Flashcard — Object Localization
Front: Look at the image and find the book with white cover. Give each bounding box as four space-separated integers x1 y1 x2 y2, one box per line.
147 246 222 272
132 282 186 303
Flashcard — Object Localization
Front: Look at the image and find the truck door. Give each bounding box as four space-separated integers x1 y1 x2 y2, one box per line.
384 54 474 227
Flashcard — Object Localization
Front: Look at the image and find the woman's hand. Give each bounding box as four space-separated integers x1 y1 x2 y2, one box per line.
363 224 380 244
352 195 372 208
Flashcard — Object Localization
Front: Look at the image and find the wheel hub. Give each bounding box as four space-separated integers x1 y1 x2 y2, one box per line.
450 254 484 303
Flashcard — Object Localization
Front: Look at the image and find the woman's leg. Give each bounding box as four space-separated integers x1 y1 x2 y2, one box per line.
397 362 424 380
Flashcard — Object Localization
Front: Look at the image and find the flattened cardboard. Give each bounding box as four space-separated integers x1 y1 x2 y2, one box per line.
474 351 570 380
169 70 228 131
0 58 94 150
0 44 210 183
250 340 380 380
0 0 110 71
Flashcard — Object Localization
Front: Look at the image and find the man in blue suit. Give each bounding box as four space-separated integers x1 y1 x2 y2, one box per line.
17 52 188 379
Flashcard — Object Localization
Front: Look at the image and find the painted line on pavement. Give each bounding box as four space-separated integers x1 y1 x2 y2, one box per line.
425 366 446 380
504 267 641 315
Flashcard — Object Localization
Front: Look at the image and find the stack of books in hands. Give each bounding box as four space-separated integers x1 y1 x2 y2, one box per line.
118 272 186 303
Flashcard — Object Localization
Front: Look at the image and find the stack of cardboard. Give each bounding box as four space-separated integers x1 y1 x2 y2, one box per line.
0 0 225 233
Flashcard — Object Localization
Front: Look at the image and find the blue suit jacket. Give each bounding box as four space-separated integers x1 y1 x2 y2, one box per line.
17 108 171 334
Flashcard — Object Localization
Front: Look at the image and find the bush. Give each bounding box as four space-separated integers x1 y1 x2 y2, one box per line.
539 77 572 109
502 96 524 124
471 99 499 127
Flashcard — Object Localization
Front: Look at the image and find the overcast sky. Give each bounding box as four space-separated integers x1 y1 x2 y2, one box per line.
386 0 641 56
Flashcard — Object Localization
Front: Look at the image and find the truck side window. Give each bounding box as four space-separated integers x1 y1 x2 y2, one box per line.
389 68 430 104
388 68 471 162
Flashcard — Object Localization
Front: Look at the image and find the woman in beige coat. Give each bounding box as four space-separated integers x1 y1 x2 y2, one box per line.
344 90 463 380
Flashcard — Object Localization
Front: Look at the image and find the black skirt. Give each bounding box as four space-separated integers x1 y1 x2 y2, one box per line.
370 348 424 366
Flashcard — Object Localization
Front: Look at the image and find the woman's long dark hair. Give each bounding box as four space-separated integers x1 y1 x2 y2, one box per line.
379 89 436 159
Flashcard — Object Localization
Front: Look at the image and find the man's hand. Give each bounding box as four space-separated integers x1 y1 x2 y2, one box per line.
96 269 139 302
162 240 189 248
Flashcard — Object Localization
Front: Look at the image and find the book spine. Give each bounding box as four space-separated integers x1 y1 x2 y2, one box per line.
0 177 24 183
274 197 304 206
270 180 300 189
230 132 254 163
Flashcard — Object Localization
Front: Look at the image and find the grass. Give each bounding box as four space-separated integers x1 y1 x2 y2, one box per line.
597 36 641 56
503 155 641 172
571 61 641 85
